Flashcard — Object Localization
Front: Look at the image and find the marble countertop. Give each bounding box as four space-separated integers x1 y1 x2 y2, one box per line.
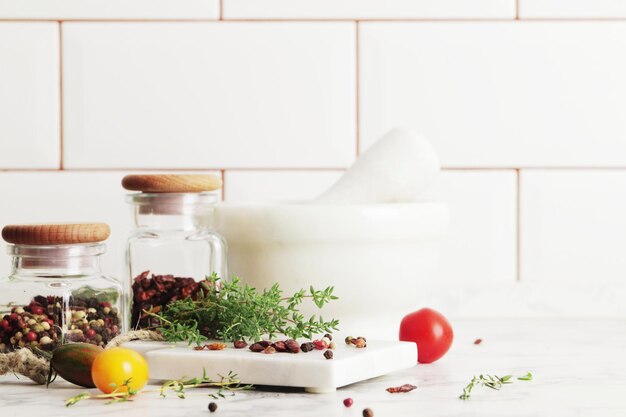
1 318 625 417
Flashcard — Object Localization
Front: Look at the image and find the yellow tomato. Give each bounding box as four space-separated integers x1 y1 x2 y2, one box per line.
91 347 149 394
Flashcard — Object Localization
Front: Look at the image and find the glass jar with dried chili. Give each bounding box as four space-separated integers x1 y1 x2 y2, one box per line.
0 223 125 353
123 174 227 329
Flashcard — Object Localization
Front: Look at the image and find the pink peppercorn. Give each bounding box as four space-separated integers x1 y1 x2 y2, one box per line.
313 340 328 350
26 331 38 342
30 306 45 315
85 329 96 338
343 398 354 408
0 319 8 329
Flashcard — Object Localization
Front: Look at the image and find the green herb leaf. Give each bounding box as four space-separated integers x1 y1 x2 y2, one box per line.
459 372 533 400
147 274 339 344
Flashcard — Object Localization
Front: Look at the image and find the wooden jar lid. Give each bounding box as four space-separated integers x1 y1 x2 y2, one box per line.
122 174 222 193
2 223 111 245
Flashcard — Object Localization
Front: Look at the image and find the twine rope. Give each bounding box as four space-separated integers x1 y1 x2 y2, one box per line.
0 330 163 385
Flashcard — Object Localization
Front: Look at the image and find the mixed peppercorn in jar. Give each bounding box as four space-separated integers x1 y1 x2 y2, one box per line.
0 223 125 352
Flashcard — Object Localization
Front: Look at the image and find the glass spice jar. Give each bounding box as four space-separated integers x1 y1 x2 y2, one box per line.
0 223 125 353
123 174 227 329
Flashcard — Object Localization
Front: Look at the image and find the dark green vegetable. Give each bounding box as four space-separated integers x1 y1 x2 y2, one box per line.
50 343 103 388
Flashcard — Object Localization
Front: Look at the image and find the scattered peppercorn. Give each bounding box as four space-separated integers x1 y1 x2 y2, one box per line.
208 402 218 412
474 338 482 345
233 340 248 349
363 408 374 417
353 338 367 348
263 346 276 354
329 341 337 350
324 333 333 341
249 343 264 352
323 350 333 360
285 339 300 353
273 341 287 352
344 336 367 349
343 398 354 408
301 342 315 352
313 339 328 350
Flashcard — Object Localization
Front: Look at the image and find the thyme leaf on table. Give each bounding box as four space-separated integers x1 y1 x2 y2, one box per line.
148 274 339 344
459 372 533 400
65 370 251 407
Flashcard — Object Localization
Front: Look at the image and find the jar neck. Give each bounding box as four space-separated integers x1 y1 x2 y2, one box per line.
127 193 218 231
8 244 105 277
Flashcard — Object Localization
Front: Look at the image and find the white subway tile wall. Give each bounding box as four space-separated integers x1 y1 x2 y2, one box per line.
360 22 626 167
0 0 219 20
223 0 516 19
1 1 625 317
519 0 626 18
62 22 356 169
0 23 60 169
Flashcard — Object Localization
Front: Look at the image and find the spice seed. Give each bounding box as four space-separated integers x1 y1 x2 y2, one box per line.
474 338 483 345
324 350 333 360
234 340 248 349
363 408 374 417
343 398 353 407
208 402 218 412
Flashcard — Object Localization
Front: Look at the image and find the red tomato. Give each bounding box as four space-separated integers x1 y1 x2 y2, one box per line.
399 307 453 364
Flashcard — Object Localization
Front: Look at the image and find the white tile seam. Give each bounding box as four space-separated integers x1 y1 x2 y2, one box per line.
58 21 64 170
6 168 626 172
355 21 360 156
11 18 626 23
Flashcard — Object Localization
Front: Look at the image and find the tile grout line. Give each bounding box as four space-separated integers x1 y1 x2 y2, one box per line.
355 21 360 157
58 22 64 171
516 168 521 282
516 0 520 20
6 17 617 23
219 0 223 20
6 17 626 22
5 167 626 173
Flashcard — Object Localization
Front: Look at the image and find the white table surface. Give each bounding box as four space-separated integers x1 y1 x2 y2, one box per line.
1 319 625 417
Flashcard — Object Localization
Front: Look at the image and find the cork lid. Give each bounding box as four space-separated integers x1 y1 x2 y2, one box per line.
2 223 111 245
122 174 222 193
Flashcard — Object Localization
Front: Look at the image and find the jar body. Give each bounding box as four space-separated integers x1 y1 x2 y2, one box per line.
0 245 125 353
126 193 227 329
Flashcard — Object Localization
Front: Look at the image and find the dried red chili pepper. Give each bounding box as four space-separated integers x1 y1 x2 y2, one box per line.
386 384 417 393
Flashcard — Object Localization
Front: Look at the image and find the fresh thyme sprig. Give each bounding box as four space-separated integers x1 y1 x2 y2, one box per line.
65 378 139 406
160 370 253 399
459 372 533 400
148 274 339 344
65 371 251 407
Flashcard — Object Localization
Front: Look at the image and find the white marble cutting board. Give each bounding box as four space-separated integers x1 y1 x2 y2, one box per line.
123 339 417 393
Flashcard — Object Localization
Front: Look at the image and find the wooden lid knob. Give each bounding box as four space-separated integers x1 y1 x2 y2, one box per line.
2 223 111 245
122 174 222 193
